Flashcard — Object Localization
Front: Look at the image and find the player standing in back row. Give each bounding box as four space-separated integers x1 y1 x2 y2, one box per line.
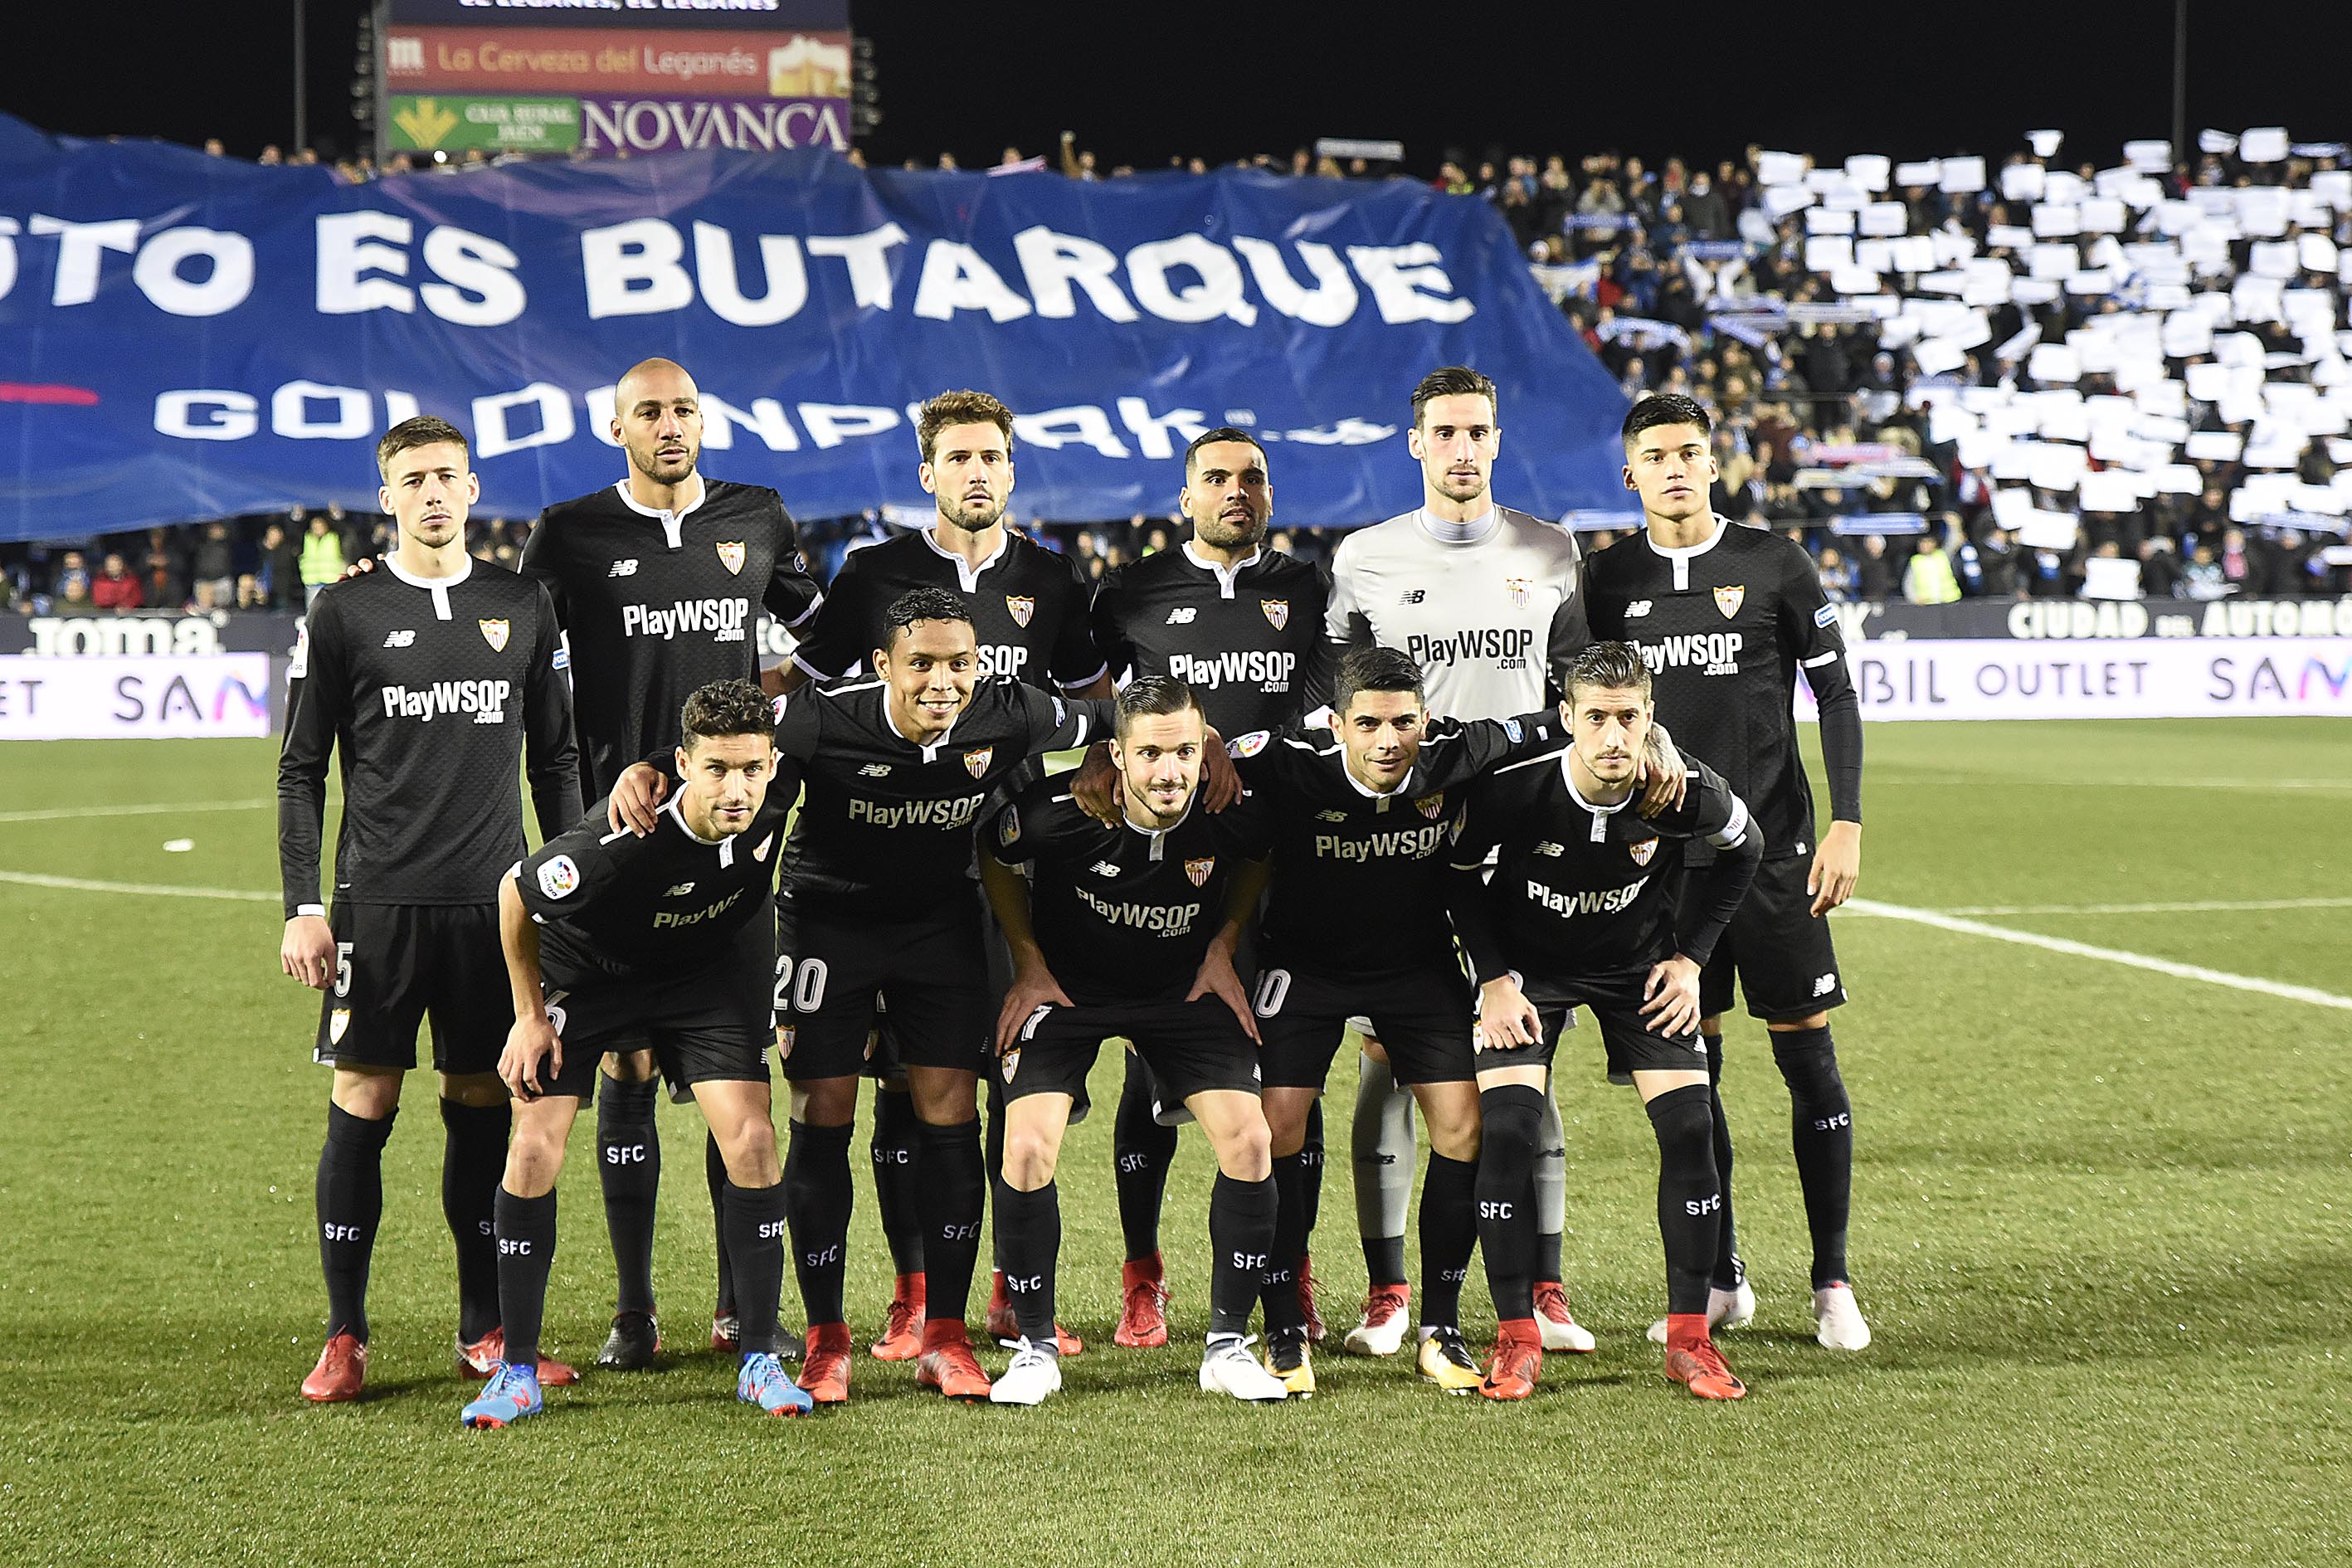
1585 393 1871 1351
279 416 580 1402
520 358 823 1370
1322 366 1597 1359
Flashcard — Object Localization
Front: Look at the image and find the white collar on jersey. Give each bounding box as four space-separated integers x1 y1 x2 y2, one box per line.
1559 752 1636 842
921 523 1009 594
1181 539 1263 600
1122 793 1196 859
662 792 738 865
611 475 708 550
381 552 472 621
877 688 962 761
1414 505 1499 546
1643 514 1730 592
1341 757 1415 811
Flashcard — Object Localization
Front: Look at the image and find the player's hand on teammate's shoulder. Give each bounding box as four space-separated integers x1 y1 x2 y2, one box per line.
1809 820 1862 916
499 1011 563 1099
996 961 1074 1054
1186 944 1260 1044
1069 741 1121 827
280 913 336 990
1197 728 1241 812
1475 975 1540 1052
1640 955 1703 1038
339 555 383 582
608 762 670 835
1635 719 1688 818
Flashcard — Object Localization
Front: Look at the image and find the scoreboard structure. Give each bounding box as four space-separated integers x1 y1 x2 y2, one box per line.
376 0 852 162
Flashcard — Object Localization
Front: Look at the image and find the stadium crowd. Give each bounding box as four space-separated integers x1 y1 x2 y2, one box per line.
11 125 2350 616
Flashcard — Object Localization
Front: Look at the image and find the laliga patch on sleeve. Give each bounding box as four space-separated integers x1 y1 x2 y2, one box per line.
1229 730 1269 757
537 855 580 899
1814 605 1838 628
1502 718 1522 743
552 643 570 671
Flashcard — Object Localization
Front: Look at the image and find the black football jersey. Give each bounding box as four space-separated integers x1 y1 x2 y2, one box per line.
772 677 1115 917
982 777 1275 1006
1230 709 1563 981
789 528 1105 691
520 478 821 803
1089 543 1330 736
278 557 577 918
1448 750 1759 984
515 789 789 981
1584 521 1850 864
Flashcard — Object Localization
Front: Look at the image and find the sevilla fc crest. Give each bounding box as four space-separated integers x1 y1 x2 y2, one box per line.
478 618 510 652
1185 856 1215 887
753 831 776 864
1415 791 1445 820
776 1026 796 1061
1504 576 1535 608
1629 839 1657 866
329 1008 352 1045
964 746 995 779
1005 595 1035 629
1001 1049 1021 1083
1713 585 1746 619
1261 599 1290 631
716 541 747 575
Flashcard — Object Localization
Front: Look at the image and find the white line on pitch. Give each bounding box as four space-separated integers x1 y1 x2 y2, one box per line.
0 798 273 824
1844 898 2352 1012
0 869 278 903
1941 896 2352 917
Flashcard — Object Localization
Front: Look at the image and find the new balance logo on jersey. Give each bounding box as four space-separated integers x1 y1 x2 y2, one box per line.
1533 841 1564 856
1814 972 1838 997
1527 876 1648 918
1316 809 1349 823
665 882 696 897
858 763 893 777
621 597 749 642
1636 631 1745 678
379 679 510 724
1405 626 1535 670
847 793 986 830
1089 861 1123 879
1624 600 1652 618
1167 650 1298 691
382 629 416 648
1076 886 1202 934
608 559 640 577
1399 588 1427 604
1165 606 1198 624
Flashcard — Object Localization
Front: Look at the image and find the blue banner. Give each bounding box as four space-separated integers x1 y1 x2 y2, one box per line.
0 115 1630 539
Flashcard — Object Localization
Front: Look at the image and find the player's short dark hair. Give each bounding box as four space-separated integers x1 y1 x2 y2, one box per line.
1563 640 1653 704
1115 674 1202 738
879 585 973 650
916 390 1015 465
1333 645 1424 713
1620 392 1713 449
679 679 774 750
375 415 469 480
1184 426 1268 475
1410 366 1498 428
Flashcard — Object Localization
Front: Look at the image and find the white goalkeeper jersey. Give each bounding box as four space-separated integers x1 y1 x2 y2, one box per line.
1322 504 1590 719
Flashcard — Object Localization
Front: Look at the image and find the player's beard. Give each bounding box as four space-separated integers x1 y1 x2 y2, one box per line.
1431 466 1489 506
628 436 699 486
940 493 1006 533
1193 505 1265 553
1127 777 1192 826
404 514 462 550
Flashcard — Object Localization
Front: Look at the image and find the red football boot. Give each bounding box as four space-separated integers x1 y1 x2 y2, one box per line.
1115 1252 1171 1348
301 1332 367 1403
870 1273 926 1361
914 1320 992 1401
798 1322 853 1405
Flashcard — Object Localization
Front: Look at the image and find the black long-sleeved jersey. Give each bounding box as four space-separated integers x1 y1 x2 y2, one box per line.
788 528 1104 692
1584 519 1860 864
1447 750 1760 986
982 777 1274 1006
1088 542 1329 736
278 558 577 918
1230 709 1562 981
772 677 1115 918
521 478 821 803
514 787 789 981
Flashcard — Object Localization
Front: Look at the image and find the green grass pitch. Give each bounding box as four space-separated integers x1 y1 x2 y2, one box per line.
1 719 2346 1566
